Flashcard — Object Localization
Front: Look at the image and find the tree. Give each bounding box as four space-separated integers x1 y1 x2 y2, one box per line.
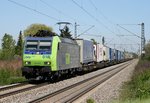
102 37 105 45
145 41 150 53
144 41 150 60
33 30 57 37
24 24 53 37
132 52 138 58
60 26 72 38
1 33 16 60
91 38 97 44
0 49 2 59
15 31 23 56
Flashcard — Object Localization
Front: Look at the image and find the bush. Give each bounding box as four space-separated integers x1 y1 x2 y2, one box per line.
0 68 25 85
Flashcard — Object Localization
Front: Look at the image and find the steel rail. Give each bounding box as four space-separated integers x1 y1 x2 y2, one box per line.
0 82 48 99
0 81 29 92
66 63 131 103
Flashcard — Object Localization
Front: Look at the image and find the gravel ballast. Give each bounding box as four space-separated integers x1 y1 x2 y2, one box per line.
77 59 138 103
0 60 135 103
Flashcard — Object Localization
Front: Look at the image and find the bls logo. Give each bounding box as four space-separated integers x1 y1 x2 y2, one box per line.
25 56 31 59
42 55 50 59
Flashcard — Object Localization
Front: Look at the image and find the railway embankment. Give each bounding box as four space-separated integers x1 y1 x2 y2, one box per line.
117 58 150 103
115 42 150 103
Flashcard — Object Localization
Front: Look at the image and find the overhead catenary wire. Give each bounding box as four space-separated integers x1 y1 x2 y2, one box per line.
87 0 139 48
72 0 131 51
88 0 136 44
7 0 139 53
8 0 60 21
117 24 141 39
117 24 140 25
39 0 76 22
40 0 96 35
88 0 126 47
71 0 116 35
77 25 95 37
118 34 140 52
88 0 123 44
88 0 114 25
115 24 141 53
107 43 140 45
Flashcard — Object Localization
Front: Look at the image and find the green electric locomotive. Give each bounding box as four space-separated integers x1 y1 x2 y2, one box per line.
22 36 80 80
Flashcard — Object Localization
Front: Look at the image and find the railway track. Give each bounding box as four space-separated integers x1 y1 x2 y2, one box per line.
30 61 132 103
0 61 132 102
0 81 29 92
0 82 49 99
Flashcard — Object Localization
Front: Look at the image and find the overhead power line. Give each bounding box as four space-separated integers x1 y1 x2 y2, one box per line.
71 0 98 21
8 0 59 21
88 0 140 48
117 24 140 25
40 0 76 22
82 34 101 37
88 0 138 48
88 0 114 25
88 0 137 47
87 0 132 48
107 43 140 45
77 25 95 37
88 0 98 10
117 24 141 39
71 0 116 34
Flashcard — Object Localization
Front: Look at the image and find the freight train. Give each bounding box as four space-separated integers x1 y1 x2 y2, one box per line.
22 36 133 80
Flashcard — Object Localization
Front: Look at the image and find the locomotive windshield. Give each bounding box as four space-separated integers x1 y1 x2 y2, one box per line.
26 40 38 50
25 40 52 51
39 40 51 51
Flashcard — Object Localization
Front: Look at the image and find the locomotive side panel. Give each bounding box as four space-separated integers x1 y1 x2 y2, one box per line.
57 42 80 70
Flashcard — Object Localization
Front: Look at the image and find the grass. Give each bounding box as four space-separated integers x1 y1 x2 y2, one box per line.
113 98 150 103
0 59 26 85
118 58 150 102
86 98 95 103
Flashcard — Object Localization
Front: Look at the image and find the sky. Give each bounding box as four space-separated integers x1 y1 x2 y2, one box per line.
0 0 150 54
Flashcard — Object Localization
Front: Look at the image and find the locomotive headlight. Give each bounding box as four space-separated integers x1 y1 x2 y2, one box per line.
25 61 31 65
47 62 50 65
44 62 51 65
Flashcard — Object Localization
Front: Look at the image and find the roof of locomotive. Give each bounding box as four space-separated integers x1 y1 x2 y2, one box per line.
25 36 78 45
60 37 78 45
25 36 53 41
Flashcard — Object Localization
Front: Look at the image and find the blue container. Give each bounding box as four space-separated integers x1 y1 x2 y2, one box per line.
115 50 118 61
109 48 114 61
118 51 121 61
